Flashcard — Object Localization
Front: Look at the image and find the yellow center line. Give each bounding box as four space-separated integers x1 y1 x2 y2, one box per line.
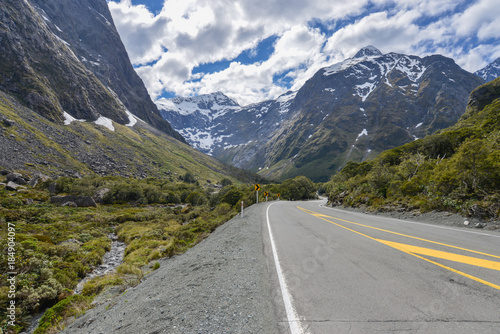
376 239 500 271
297 206 500 291
297 207 500 260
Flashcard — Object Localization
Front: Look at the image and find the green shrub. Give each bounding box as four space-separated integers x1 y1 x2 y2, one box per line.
1 197 24 209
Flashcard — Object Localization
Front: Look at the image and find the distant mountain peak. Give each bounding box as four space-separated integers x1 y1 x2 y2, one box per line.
354 45 383 58
475 57 500 82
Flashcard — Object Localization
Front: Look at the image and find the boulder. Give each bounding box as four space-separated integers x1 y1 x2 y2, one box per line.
6 172 28 185
5 181 20 191
50 195 97 207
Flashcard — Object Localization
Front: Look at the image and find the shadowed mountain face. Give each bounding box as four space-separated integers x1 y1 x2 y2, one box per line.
0 0 265 182
0 0 185 142
158 47 485 181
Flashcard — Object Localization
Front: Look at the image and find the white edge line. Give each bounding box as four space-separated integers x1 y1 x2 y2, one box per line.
266 202 303 334
318 203 500 239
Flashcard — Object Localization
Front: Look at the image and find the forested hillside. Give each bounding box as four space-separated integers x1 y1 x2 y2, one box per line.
327 77 500 221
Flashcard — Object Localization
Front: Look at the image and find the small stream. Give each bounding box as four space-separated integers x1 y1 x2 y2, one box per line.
23 232 125 333
74 233 126 294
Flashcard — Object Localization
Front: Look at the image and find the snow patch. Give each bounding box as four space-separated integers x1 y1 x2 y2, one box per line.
395 56 426 82
63 112 85 125
277 91 296 113
53 34 70 46
355 129 368 142
124 110 140 127
355 82 376 102
95 116 115 131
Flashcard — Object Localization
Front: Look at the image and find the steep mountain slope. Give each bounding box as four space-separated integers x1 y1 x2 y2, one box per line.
0 0 184 142
475 57 500 82
159 46 484 181
0 0 257 182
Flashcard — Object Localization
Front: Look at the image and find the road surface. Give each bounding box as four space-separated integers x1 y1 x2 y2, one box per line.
264 200 500 334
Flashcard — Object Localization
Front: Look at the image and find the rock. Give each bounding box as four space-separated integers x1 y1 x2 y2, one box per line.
50 195 97 207
464 220 470 226
5 181 20 191
6 172 28 185
1 117 16 127
0 170 10 175
93 188 110 203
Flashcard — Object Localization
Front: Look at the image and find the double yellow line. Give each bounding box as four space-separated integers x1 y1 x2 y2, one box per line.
298 207 500 291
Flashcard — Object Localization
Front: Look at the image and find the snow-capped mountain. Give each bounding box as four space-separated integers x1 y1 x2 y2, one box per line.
157 92 240 154
157 91 296 159
158 46 485 181
475 57 500 82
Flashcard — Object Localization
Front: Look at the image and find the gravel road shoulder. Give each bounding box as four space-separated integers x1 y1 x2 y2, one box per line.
61 203 280 334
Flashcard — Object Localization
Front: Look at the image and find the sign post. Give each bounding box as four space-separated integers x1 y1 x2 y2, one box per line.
241 201 244 217
277 193 281 201
255 184 261 204
264 191 269 202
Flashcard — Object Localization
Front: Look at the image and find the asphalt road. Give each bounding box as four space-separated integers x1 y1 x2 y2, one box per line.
263 200 500 334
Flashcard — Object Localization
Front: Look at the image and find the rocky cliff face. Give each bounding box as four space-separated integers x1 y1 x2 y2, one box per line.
0 0 184 142
158 47 485 181
0 0 261 181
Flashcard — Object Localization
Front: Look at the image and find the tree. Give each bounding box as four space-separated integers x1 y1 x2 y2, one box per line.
281 176 317 200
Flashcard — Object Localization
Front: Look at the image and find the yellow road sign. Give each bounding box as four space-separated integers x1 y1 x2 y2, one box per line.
255 184 261 191
264 191 269 197
277 193 280 198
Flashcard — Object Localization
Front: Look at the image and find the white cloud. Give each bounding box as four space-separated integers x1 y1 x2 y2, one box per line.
324 11 421 59
109 0 500 105
451 0 500 40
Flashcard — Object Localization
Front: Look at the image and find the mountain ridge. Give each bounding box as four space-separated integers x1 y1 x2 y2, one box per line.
158 47 485 181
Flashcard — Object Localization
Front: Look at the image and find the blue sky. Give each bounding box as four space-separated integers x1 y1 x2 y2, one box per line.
108 0 500 105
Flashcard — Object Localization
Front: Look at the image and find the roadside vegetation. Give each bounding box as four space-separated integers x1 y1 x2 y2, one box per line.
0 171 317 334
326 78 500 222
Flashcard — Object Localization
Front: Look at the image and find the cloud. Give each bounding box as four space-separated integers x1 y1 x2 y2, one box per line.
324 11 421 59
109 0 499 105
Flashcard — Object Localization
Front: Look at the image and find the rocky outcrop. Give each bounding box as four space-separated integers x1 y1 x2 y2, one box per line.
50 195 97 207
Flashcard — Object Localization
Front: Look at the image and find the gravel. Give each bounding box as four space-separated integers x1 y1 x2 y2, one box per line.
61 203 279 334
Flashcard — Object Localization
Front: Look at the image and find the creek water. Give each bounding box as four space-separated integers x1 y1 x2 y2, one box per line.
22 232 125 334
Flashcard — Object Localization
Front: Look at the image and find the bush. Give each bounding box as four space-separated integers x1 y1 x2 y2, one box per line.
280 176 317 200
